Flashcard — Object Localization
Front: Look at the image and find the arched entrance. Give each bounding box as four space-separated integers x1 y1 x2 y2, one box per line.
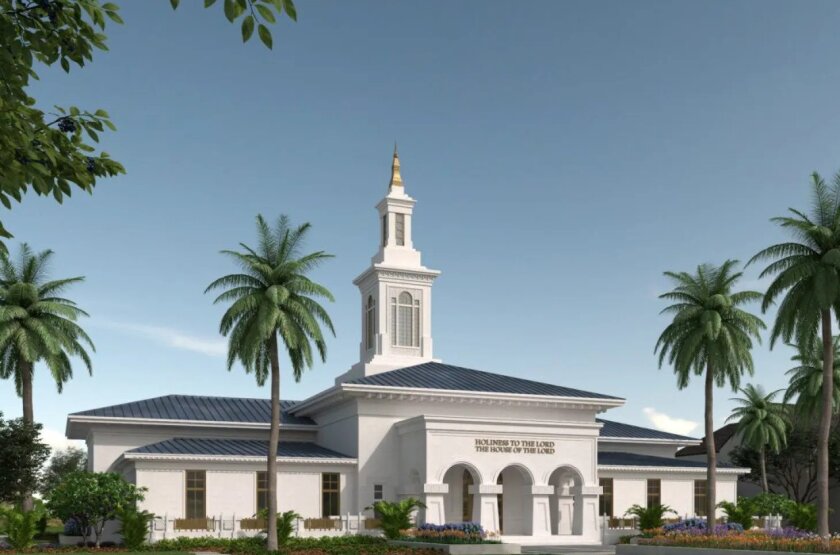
496 465 533 535
442 464 481 523
548 466 583 536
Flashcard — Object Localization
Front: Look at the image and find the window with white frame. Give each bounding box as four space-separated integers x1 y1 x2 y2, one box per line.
391 291 420 347
365 295 376 350
395 213 405 246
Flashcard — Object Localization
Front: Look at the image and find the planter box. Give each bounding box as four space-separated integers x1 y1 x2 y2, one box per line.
390 540 521 554
617 544 816 555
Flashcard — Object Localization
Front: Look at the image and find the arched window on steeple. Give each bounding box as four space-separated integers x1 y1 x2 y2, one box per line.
391 291 420 347
365 295 376 350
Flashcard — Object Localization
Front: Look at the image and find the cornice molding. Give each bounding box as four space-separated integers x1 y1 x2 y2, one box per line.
597 465 749 475
124 453 357 465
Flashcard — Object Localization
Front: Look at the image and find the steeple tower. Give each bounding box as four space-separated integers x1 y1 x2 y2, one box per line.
336 148 441 383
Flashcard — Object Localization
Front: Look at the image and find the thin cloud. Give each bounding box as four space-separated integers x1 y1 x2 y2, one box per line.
642 407 699 436
41 427 84 454
97 320 226 357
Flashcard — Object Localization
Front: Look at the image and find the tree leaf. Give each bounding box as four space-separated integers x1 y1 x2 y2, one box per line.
258 24 273 49
241 16 255 42
205 0 218 6
256 4 276 23
170 0 180 9
224 0 237 21
283 0 297 21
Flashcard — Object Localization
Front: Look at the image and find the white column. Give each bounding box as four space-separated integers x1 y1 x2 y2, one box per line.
579 485 602 541
531 485 554 537
556 488 575 535
469 484 501 534
423 483 448 525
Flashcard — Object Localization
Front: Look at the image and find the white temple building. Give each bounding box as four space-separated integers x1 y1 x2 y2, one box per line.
65 150 747 545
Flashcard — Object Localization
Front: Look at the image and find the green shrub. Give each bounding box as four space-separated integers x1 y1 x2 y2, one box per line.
0 506 44 550
116 506 154 549
367 497 426 540
785 502 817 532
718 499 755 530
749 492 796 517
256 508 301 546
624 504 676 531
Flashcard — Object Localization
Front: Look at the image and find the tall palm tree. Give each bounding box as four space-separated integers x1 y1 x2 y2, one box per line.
206 215 334 551
0 244 94 510
655 260 764 526
750 171 840 536
784 335 840 420
726 384 788 493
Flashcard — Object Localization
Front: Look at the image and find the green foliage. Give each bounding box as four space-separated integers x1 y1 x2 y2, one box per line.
170 0 296 49
749 493 796 517
0 0 296 253
785 502 818 532
0 244 94 398
116 506 154 550
150 535 395 555
206 214 336 383
624 504 676 531
655 260 765 390
367 497 427 540
0 412 50 504
785 335 840 418
256 508 300 545
727 385 788 453
0 504 45 550
0 0 125 250
717 499 755 530
46 471 145 547
40 446 88 496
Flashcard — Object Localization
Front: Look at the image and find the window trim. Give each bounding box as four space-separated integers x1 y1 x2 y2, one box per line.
599 477 614 517
185 470 206 520
646 478 661 508
322 473 340 518
694 479 707 517
256 470 269 513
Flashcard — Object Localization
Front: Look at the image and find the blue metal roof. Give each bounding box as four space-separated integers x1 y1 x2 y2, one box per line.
127 438 353 459
345 362 621 400
597 418 697 441
71 394 314 426
598 451 734 468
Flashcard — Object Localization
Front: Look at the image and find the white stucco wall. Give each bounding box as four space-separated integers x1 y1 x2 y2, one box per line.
598 470 741 519
134 461 354 520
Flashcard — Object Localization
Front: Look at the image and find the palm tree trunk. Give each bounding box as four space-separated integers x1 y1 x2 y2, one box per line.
20 357 34 512
759 446 768 494
704 362 716 532
817 309 833 537
266 333 281 551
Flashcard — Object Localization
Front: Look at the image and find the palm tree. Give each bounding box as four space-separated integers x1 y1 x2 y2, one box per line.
749 171 840 536
206 215 334 551
0 244 94 510
655 260 764 527
784 335 840 420
726 384 788 493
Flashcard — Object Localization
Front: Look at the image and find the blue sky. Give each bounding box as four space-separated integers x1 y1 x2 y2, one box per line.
4 0 840 450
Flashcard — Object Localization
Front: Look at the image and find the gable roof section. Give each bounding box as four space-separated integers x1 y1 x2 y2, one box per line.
599 451 736 469
597 418 697 442
675 423 739 457
70 394 314 426
345 362 622 399
126 437 353 459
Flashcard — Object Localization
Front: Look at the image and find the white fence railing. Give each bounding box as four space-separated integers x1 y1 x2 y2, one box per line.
148 514 382 542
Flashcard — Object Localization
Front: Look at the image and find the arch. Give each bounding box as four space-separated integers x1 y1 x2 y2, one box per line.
543 464 584 488
398 291 413 304
392 291 421 347
440 463 483 524
548 466 585 536
491 463 535 487
436 461 483 484
496 464 535 535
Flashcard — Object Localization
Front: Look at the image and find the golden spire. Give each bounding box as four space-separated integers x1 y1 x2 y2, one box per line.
389 143 403 188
